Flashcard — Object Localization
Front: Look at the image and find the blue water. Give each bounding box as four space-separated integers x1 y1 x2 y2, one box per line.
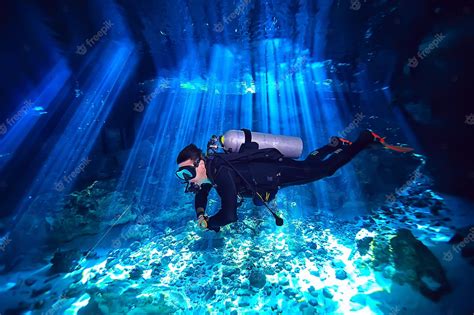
0 0 473 314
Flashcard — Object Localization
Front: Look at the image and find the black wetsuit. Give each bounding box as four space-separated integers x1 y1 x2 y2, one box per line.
195 132 374 231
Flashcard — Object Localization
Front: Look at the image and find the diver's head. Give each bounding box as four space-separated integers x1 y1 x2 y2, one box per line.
176 144 207 192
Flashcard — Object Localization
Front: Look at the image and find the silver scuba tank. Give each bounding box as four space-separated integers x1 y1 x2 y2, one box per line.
220 130 303 158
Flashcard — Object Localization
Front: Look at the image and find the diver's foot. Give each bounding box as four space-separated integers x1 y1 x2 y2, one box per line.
358 129 385 146
369 130 386 145
369 130 385 144
329 136 353 147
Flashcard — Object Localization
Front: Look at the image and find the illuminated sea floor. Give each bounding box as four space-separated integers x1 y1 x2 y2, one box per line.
0 175 473 315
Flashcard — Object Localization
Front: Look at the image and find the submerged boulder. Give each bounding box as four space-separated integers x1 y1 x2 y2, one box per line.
448 226 474 264
47 180 140 243
371 235 391 271
390 229 450 301
248 269 267 288
50 249 81 274
355 228 375 256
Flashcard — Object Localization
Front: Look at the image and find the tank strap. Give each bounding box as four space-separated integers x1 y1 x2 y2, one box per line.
241 128 252 144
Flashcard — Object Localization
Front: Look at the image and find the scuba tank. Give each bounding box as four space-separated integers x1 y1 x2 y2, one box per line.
220 130 303 158
206 129 287 227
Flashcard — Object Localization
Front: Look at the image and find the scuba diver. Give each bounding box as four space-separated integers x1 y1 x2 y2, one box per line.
175 129 413 232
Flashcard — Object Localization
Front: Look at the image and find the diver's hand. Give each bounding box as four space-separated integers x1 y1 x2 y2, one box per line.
197 214 208 229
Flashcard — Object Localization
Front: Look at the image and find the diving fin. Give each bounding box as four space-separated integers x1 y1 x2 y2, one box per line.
382 143 415 153
370 130 414 153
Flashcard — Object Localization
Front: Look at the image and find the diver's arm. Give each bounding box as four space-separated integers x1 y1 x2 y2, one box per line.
206 168 238 229
194 183 212 218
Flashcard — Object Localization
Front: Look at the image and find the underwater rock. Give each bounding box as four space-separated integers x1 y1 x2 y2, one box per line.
283 287 297 298
390 229 450 301
335 269 348 280
0 193 61 271
350 294 367 306
238 300 251 307
429 201 444 215
420 275 442 291
307 241 318 250
86 283 184 314
236 287 251 297
288 239 304 254
24 278 37 286
78 298 103 315
129 266 143 280
448 226 474 261
50 249 81 274
371 236 391 271
355 228 375 256
33 300 45 310
249 250 263 259
277 273 290 286
413 199 431 208
353 260 371 277
331 259 346 269
31 284 52 298
382 265 396 279
322 287 334 299
46 181 140 244
308 298 318 306
302 306 317 315
299 301 309 311
63 283 84 298
248 269 266 288
264 265 276 275
204 287 216 300
309 269 320 277
130 241 141 251
307 286 318 298
222 266 240 278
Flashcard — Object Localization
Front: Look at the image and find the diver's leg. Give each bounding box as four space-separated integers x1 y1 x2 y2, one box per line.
319 130 376 177
277 158 323 187
305 136 352 162
279 130 383 186
278 136 356 186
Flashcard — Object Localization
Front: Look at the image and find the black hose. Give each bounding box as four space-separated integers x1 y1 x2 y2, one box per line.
214 155 284 226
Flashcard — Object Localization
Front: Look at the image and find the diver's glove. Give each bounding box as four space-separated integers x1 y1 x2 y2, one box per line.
197 214 209 229
197 214 221 232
